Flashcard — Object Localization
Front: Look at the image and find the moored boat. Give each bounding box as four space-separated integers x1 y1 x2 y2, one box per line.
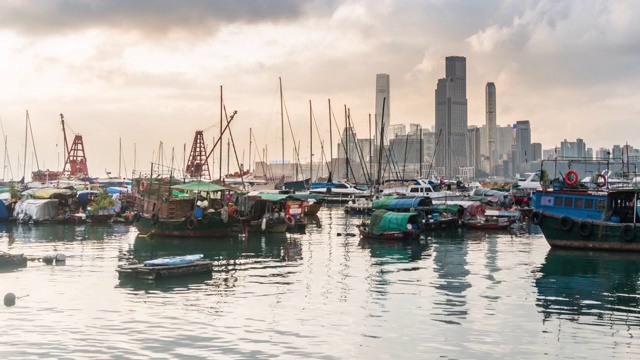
532 187 640 251
356 209 423 240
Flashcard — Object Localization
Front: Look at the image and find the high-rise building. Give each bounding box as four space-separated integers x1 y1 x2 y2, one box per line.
497 124 515 160
531 142 542 162
595 148 610 160
435 56 468 178
389 124 406 139
515 120 531 173
375 74 391 146
485 82 497 172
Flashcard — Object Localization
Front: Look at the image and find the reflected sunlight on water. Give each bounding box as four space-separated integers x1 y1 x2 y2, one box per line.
0 210 638 359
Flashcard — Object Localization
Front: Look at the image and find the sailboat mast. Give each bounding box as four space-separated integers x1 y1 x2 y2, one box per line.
368 114 372 184
118 137 122 178
249 128 252 173
23 111 28 181
309 100 313 184
344 105 349 181
279 77 285 169
328 99 333 175
219 85 223 181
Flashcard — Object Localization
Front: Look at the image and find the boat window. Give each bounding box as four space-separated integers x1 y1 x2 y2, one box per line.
596 199 605 211
574 198 583 209
554 197 563 207
410 187 420 193
564 197 573 208
425 187 432 193
584 199 594 209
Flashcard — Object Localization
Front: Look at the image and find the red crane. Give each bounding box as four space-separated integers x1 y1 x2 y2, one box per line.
60 113 89 178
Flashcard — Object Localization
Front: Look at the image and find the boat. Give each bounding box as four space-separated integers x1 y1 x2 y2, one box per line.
117 259 213 280
462 218 512 230
309 180 369 200
344 197 373 215
381 178 463 201
131 176 243 238
144 254 204 266
460 201 518 230
245 192 309 233
531 187 640 251
0 251 27 268
356 209 423 240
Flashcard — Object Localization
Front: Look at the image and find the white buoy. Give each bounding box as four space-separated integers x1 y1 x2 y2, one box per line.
55 253 66 263
4 292 16 307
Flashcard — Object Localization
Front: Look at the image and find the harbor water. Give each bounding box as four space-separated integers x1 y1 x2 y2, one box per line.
1 206 639 359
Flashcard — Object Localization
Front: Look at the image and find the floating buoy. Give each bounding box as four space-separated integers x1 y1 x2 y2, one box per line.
42 255 54 265
4 292 16 307
55 253 67 263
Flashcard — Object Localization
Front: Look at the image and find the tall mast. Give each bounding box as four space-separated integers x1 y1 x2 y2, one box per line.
344 105 349 181
118 137 122 178
23 111 28 181
328 99 333 176
279 77 285 169
219 85 223 181
249 127 252 173
309 100 313 184
368 114 372 184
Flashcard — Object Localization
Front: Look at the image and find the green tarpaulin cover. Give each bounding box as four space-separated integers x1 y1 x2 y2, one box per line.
172 180 230 192
368 210 417 235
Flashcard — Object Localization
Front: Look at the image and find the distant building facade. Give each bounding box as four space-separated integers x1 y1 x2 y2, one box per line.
435 56 468 178
375 74 391 146
485 82 497 173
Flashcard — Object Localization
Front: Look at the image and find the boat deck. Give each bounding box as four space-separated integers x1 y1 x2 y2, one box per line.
116 260 214 280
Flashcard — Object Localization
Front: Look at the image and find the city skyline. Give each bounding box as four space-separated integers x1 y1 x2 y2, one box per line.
1 1 639 179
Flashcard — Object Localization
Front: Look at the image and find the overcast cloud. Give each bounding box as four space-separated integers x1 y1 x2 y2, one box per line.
1 0 639 179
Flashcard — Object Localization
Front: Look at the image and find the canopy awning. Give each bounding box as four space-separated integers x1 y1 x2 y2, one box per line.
171 180 231 192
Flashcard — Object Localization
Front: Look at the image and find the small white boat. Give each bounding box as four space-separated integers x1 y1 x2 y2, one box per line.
144 254 204 267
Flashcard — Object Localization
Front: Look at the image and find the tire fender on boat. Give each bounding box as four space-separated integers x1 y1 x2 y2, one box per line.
621 224 635 242
578 220 592 236
187 217 197 229
560 216 573 231
201 212 211 224
530 211 543 225
151 212 159 225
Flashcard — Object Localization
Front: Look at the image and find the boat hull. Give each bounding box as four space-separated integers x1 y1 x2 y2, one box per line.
357 225 420 241
134 213 240 238
535 212 640 251
462 220 511 230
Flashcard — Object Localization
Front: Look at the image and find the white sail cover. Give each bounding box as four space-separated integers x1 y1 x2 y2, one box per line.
13 199 59 221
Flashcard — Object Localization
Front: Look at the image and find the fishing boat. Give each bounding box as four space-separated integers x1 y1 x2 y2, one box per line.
356 209 423 240
531 186 640 251
462 218 512 230
131 176 242 238
245 192 309 233
143 254 204 266
381 178 463 201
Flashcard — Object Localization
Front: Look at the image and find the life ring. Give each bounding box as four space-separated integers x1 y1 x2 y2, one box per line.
594 173 607 188
285 215 295 225
229 206 240 218
560 216 573 231
620 224 635 242
530 211 543 225
186 217 197 229
201 212 211 224
139 180 148 191
578 220 592 236
565 170 579 186
151 212 159 225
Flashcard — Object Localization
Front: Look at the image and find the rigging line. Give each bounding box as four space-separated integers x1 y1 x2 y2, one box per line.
347 112 372 184
330 105 358 182
27 111 40 171
251 130 269 180
311 107 330 171
282 99 303 176
0 116 14 180
223 106 246 190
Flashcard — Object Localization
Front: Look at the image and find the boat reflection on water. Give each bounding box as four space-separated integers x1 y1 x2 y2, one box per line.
358 237 430 263
3 222 129 243
535 249 640 327
119 232 303 290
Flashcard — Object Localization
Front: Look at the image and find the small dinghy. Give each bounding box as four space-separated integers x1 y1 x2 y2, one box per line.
143 254 204 267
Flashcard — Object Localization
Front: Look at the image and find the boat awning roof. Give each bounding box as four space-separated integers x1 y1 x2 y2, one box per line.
247 192 323 202
171 180 231 192
369 209 419 234
373 196 431 210
22 188 75 199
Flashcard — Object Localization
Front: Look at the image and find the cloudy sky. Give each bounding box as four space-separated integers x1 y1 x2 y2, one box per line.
1 0 639 180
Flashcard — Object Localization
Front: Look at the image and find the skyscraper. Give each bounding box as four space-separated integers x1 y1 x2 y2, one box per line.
435 56 468 178
374 74 390 146
515 120 531 173
485 82 497 173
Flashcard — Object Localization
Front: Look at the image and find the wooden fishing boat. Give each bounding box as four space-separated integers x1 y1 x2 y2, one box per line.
117 260 213 280
356 209 422 240
131 176 242 238
462 218 512 230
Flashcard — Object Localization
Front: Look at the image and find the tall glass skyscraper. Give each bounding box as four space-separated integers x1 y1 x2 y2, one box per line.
435 56 468 178
485 82 497 173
